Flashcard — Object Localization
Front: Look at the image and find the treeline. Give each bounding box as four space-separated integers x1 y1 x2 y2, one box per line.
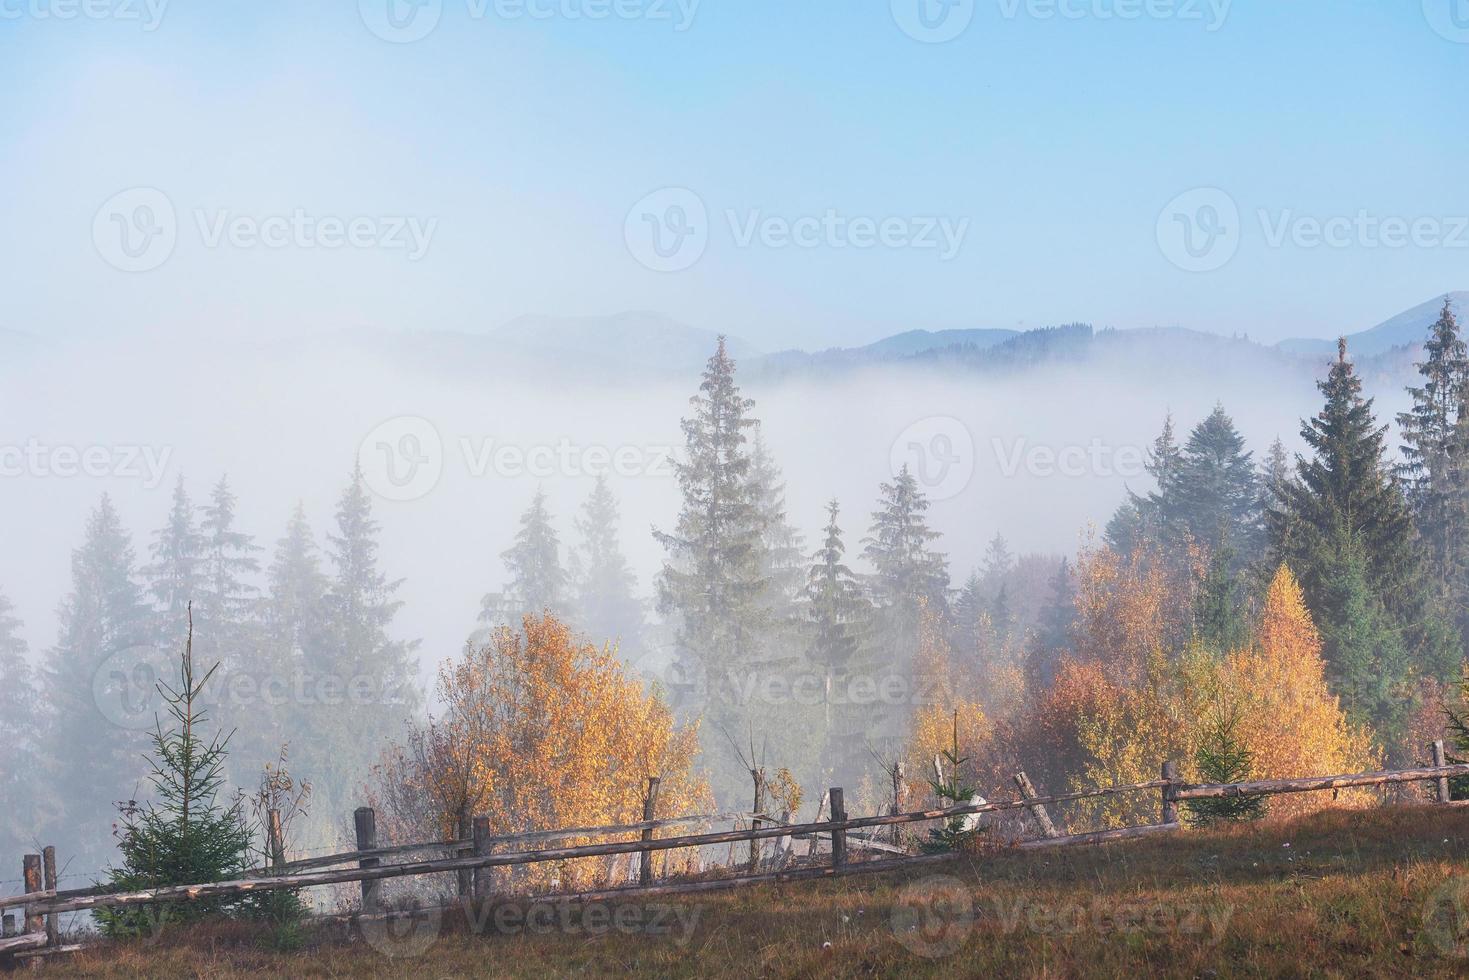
0 470 419 865
6 300 1469 866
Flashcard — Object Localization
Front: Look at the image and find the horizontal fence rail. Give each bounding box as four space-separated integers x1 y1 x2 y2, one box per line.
4 746 1466 958
251 811 771 875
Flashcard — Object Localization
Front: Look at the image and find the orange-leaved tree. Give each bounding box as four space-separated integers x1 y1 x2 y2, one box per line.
1213 565 1378 817
369 613 708 888
906 603 991 803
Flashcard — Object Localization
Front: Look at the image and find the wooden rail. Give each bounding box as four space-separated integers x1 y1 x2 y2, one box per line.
5 748 1466 956
256 810 767 875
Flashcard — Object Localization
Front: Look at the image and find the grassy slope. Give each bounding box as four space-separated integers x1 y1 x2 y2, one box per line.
18 805 1469 979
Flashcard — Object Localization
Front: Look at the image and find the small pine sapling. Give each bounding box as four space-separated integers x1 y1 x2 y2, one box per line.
96 610 251 937
920 710 985 853
1184 703 1265 826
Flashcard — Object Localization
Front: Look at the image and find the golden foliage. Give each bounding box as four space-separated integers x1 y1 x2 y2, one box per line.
369 613 709 889
1215 566 1378 817
905 604 991 803
1043 562 1377 828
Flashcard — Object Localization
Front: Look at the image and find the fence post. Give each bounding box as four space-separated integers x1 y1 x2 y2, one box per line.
22 855 41 935
1161 761 1179 825
1014 772 1061 838
890 761 904 847
457 810 473 900
267 809 285 871
353 807 382 914
472 816 491 899
42 846 57 946
748 775 765 874
639 776 661 886
1433 740 1452 804
829 788 846 869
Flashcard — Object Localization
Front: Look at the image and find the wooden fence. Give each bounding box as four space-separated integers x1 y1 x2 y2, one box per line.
3 742 1467 960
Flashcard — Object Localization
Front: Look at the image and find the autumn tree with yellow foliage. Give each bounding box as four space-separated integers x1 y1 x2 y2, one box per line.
1214 566 1377 817
368 613 709 889
1038 553 1376 828
905 604 991 805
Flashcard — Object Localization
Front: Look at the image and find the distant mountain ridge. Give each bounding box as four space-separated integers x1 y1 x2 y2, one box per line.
306 293 1463 389
1278 292 1469 358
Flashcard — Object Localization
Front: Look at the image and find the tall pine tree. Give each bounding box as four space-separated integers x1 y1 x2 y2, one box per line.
483 487 567 625
307 466 421 813
1397 298 1469 648
569 476 645 660
654 337 769 707
1272 339 1445 729
0 589 43 859
803 499 870 775
143 476 203 650
43 495 151 861
862 464 949 716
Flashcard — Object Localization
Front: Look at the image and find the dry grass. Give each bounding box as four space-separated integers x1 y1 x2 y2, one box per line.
14 804 1469 978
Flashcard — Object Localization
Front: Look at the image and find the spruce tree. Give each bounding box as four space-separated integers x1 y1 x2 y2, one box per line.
97 613 250 937
951 570 985 662
1271 339 1445 724
0 589 42 859
979 533 1015 592
569 476 645 659
1168 405 1262 565
310 466 421 812
862 465 949 616
1184 704 1265 825
262 503 330 674
196 476 261 634
1108 414 1181 555
143 476 203 649
483 488 567 624
748 427 807 615
862 465 949 705
654 337 769 707
803 500 870 772
1027 558 1076 690
43 495 151 861
1397 299 1469 641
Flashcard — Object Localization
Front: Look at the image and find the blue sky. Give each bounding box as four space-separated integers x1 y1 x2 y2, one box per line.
2 1 1467 350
